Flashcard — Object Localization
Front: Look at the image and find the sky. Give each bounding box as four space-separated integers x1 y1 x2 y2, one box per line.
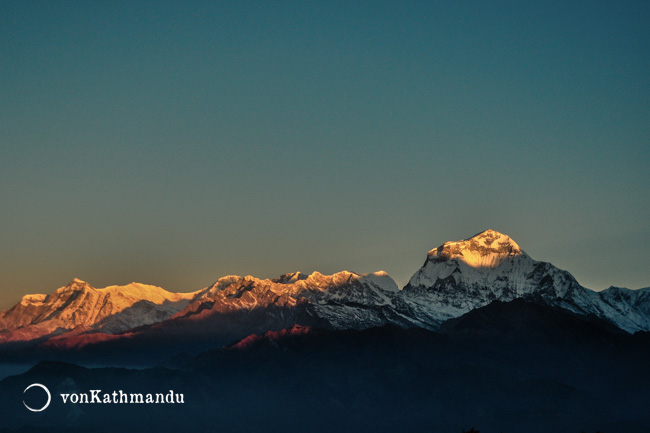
1 1 648 309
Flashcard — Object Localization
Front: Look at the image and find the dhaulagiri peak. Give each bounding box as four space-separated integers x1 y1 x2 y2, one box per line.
427 229 526 269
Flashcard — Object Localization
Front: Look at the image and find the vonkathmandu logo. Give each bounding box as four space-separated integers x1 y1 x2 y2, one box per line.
61 389 185 404
23 383 185 411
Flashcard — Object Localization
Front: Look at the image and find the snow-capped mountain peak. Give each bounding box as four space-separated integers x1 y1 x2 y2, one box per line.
357 270 399 293
427 229 526 269
272 272 308 284
407 230 533 291
402 230 650 332
51 278 93 294
402 230 582 325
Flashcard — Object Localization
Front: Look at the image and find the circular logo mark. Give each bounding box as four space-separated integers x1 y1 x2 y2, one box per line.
23 383 51 412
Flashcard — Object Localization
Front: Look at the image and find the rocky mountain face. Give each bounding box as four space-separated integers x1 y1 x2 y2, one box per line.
1 230 648 351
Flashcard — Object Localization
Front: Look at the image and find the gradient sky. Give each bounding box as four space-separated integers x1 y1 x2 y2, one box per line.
1 1 648 309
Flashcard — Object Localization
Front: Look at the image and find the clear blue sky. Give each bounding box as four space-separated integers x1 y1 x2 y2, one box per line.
1 1 648 308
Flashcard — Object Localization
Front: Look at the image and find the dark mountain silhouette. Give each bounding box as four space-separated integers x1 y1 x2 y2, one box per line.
2 298 649 433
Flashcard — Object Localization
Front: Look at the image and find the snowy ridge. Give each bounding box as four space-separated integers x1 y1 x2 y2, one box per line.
0 279 199 343
173 270 405 330
588 286 650 333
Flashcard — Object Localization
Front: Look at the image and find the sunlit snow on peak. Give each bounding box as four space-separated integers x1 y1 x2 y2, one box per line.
427 229 525 269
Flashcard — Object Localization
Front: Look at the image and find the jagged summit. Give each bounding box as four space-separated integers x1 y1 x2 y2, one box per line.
168 269 401 332
273 272 308 284
464 229 522 250
51 278 96 296
196 270 398 304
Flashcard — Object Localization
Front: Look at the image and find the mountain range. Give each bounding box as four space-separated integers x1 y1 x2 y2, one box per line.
1 229 648 358
2 229 649 433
